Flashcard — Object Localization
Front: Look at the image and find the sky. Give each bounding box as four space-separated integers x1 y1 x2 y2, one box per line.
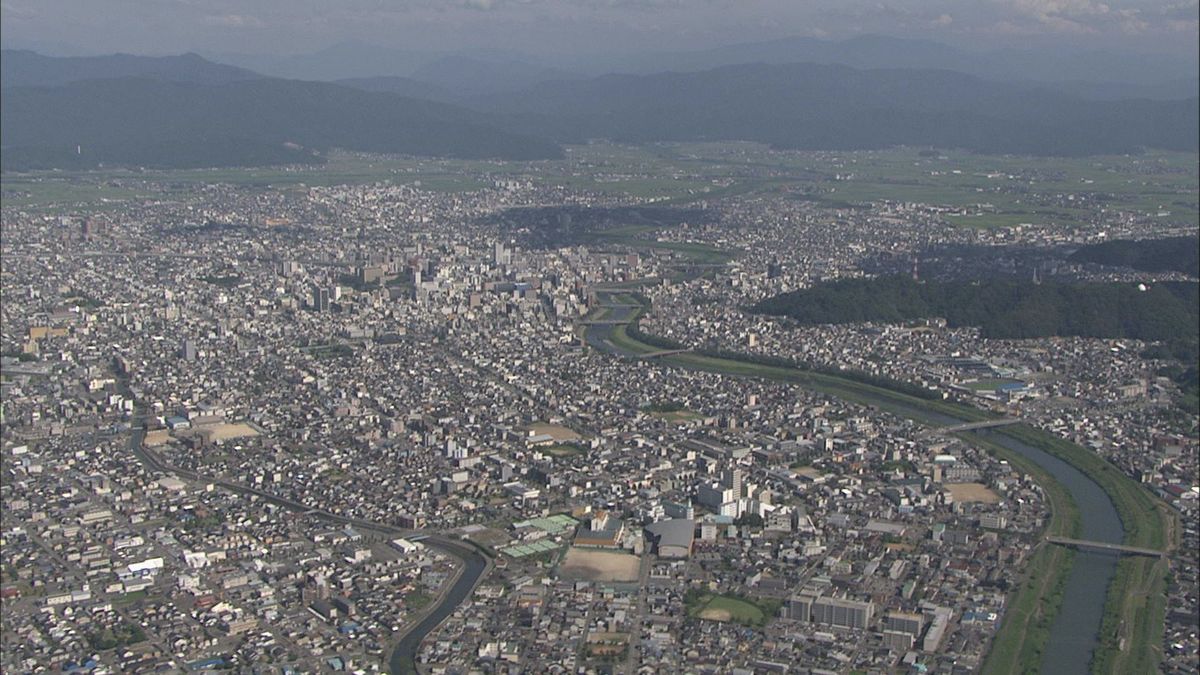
2 0 1198 58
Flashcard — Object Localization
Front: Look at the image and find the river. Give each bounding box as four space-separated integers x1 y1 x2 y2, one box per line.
388 538 490 675
584 291 1125 673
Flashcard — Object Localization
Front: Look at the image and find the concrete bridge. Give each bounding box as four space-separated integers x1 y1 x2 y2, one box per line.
579 319 632 326
936 419 1023 434
1045 535 1167 558
638 349 691 359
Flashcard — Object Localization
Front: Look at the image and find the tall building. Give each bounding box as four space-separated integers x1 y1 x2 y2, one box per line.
180 339 197 361
494 242 511 266
312 287 330 312
723 466 745 501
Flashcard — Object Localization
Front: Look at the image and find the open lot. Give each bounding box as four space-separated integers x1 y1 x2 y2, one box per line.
195 422 259 443
946 482 1002 504
558 547 641 582
526 423 580 441
687 593 772 626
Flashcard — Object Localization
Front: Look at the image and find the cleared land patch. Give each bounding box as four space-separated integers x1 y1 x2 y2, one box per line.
526 423 580 441
559 547 640 582
196 422 259 443
946 482 1002 504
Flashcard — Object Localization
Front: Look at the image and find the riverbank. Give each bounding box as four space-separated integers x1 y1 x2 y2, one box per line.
583 290 1174 673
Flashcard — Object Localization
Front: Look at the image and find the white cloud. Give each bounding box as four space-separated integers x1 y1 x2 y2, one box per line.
202 13 264 28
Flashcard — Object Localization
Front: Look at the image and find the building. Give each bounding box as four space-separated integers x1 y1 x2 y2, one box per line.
575 512 626 549
644 519 695 558
884 611 924 636
312 287 330 312
788 588 875 630
811 596 874 630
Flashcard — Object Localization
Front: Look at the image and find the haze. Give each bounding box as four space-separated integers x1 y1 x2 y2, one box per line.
3 0 1197 67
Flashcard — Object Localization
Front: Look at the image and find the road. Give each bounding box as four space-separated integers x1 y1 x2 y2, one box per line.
118 386 492 675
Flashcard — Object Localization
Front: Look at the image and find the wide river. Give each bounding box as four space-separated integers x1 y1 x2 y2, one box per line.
585 292 1124 673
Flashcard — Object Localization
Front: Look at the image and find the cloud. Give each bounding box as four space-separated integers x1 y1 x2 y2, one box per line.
0 1 36 19
996 0 1158 34
202 13 264 28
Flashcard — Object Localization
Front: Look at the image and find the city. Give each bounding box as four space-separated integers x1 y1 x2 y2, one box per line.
2 140 1196 673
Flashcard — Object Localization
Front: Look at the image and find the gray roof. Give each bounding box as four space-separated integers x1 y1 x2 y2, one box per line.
645 518 695 548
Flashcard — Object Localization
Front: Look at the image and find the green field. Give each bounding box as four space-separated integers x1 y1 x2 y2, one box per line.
648 409 704 422
543 443 585 458
686 591 779 627
7 144 1195 227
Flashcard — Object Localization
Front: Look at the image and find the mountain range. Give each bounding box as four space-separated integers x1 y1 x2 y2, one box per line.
1 44 1197 171
201 35 1199 100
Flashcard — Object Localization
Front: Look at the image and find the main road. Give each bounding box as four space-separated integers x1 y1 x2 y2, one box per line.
119 385 492 675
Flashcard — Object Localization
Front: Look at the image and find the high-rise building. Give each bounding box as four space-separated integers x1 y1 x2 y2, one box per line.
312 287 330 312
180 339 197 361
723 466 745 501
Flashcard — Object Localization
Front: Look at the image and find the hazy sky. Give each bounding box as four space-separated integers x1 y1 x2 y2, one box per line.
3 0 1198 57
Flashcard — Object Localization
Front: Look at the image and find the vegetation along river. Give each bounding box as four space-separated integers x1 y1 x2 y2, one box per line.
584 290 1126 673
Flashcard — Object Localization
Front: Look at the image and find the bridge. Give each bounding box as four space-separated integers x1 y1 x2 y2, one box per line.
638 349 691 359
579 319 632 326
1046 535 1167 558
935 419 1023 434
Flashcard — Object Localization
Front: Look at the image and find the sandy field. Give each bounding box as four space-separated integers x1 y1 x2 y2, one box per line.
946 482 1001 504
197 422 259 442
143 429 172 446
527 423 580 441
559 547 640 582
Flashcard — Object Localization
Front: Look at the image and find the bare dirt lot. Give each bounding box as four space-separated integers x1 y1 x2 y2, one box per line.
559 547 640 582
945 482 1001 504
527 423 580 441
196 422 259 442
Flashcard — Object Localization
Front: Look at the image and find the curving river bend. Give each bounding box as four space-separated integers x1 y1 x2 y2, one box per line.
584 290 1125 673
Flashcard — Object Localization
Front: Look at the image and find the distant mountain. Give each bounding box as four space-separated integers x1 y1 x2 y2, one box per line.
1 49 261 87
476 62 1199 156
1 77 563 171
336 58 580 102
610 35 1199 100
335 76 456 102
1030 78 1199 102
407 55 579 98
201 36 1197 100
200 42 436 81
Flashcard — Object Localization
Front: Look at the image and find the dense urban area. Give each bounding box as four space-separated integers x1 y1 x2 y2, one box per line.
2 143 1197 674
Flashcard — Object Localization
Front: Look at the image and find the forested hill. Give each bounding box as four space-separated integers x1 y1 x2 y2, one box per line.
752 276 1199 343
1 77 564 170
479 62 1200 156
1069 236 1200 277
